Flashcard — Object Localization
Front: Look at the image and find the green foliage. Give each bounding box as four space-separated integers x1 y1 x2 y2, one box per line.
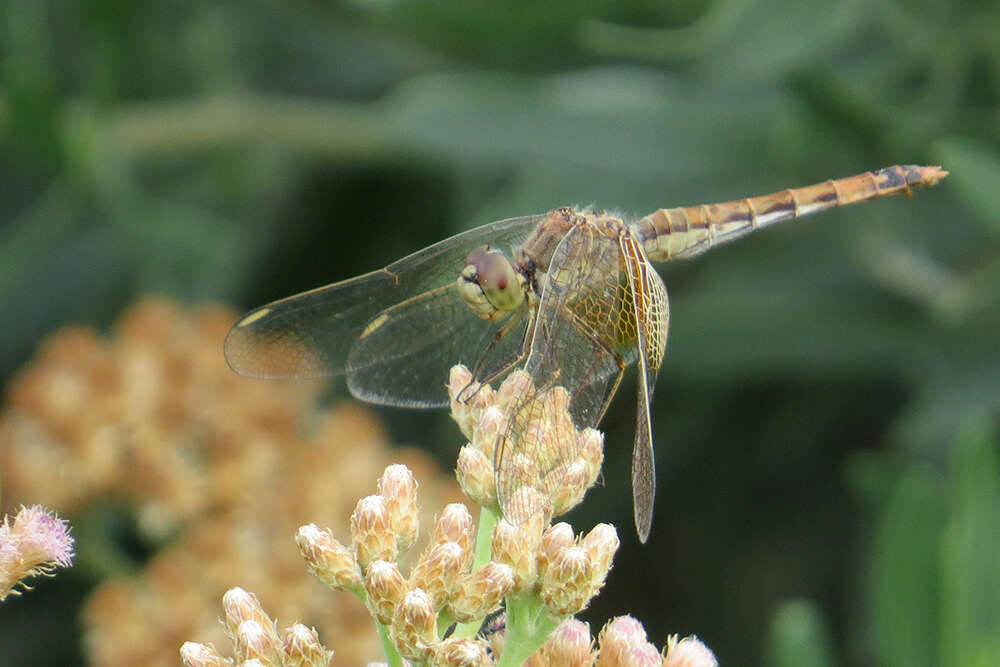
0 0 997 664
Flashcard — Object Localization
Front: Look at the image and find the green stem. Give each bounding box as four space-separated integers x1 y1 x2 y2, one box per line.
452 504 501 639
376 621 404 667
495 594 561 667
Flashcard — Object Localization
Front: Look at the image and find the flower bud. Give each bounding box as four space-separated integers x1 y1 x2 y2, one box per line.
596 616 660 667
432 504 476 564
539 546 593 616
537 522 575 580
390 588 438 661
378 464 420 552
449 562 513 623
549 459 591 516
527 618 594 667
364 560 408 625
580 523 619 593
408 541 465 607
432 637 491 667
222 588 275 643
282 623 334 667
472 407 505 458
490 520 537 594
295 524 362 592
457 446 497 506
235 619 282 665
179 642 228 667
663 635 719 667
350 495 396 570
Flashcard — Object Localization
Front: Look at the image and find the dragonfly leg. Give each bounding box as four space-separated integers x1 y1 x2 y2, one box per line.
458 307 534 403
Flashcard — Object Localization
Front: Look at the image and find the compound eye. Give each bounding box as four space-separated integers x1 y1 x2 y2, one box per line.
457 245 524 321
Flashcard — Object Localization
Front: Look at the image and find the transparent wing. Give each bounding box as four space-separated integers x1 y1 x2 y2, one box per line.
620 235 670 543
345 283 529 407
496 223 628 524
224 214 543 388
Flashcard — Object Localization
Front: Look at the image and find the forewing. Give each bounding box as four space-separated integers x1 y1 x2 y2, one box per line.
620 235 670 543
224 214 542 383
496 223 626 524
346 283 529 407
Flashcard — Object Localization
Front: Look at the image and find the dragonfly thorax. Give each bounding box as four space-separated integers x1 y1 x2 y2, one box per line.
457 244 529 322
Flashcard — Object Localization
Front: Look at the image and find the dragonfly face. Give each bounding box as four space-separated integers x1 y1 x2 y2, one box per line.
456 245 530 322
224 165 947 543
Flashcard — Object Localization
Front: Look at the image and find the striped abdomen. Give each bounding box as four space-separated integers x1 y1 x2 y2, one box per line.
631 165 948 262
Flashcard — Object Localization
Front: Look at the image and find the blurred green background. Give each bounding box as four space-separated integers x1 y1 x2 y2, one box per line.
1 0 999 665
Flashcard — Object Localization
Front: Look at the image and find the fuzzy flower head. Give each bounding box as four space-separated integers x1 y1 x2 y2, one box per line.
0 505 74 600
448 365 604 525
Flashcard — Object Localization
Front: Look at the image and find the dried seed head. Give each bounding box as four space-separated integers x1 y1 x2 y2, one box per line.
281 623 334 667
580 523 619 593
234 619 282 665
539 546 593 616
364 560 408 626
350 495 396 570
663 635 718 667
179 642 231 667
390 588 438 661
295 524 362 592
432 637 491 667
378 465 420 552
449 561 513 623
408 541 465 607
537 522 575 580
490 520 537 594
456 445 497 507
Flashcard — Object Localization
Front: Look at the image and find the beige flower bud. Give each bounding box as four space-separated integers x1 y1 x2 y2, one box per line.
456 446 497 507
490 520 537 594
222 588 276 643
526 618 594 667
390 588 438 661
350 495 397 570
295 524 362 592
409 541 465 607
449 366 494 439
595 616 660 667
472 406 505 459
431 504 476 564
549 459 591 516
281 623 334 667
496 370 534 412
537 522 575 580
663 635 719 667
364 560 409 626
234 620 282 665
180 642 232 667
449 561 513 623
577 428 605 483
580 523 619 593
539 546 593 616
432 637 491 667
378 464 420 552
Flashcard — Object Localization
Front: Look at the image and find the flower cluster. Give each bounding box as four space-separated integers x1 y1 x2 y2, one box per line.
0 504 74 600
181 587 334 667
523 616 717 667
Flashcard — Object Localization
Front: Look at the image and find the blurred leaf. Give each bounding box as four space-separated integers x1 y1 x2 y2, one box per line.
870 466 944 667
935 138 1000 236
940 416 1000 667
765 599 837 667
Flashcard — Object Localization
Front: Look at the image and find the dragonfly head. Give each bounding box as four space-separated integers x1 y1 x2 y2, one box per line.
458 245 527 322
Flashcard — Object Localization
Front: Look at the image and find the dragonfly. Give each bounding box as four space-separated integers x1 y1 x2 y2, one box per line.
225 165 947 542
